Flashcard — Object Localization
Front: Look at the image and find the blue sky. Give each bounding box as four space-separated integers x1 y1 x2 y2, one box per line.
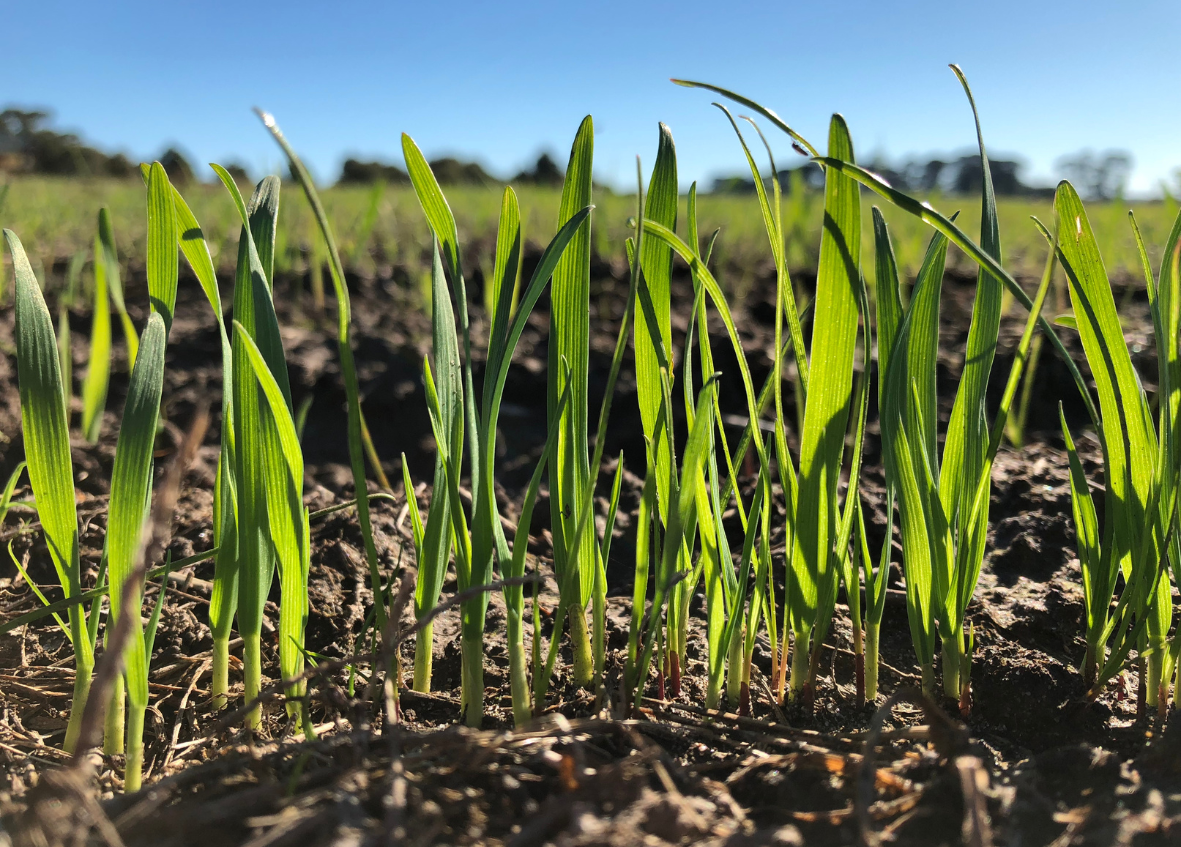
7 1 1180 194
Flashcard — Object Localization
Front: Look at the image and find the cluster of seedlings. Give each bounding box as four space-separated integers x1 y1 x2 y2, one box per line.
5 68 1181 795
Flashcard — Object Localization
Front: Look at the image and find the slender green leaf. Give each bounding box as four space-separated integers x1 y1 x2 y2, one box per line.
81 231 111 443
788 115 860 656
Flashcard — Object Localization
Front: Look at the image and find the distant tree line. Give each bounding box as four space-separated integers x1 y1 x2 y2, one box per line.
338 151 565 187
0 108 207 185
711 149 1136 201
0 106 1138 201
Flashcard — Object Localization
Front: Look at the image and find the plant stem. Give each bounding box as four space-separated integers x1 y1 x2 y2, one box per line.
1172 653 1181 713
211 635 230 711
775 622 791 704
851 618 865 706
104 676 125 756
243 635 262 730
508 639 531 727
62 611 93 754
1083 641 1098 691
788 630 810 701
125 703 145 793
865 622 880 702
740 644 754 716
461 632 484 728
942 634 963 701
568 604 594 688
705 658 723 711
724 627 744 710
591 553 606 689
921 661 936 695
413 620 433 692
1137 656 1147 721
1146 643 1164 709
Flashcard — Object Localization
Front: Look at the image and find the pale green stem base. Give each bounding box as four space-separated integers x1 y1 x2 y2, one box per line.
63 656 93 754
461 633 484 728
413 620 434 693
921 662 936 695
1147 647 1163 708
104 676 125 756
211 636 230 711
724 628 744 711
788 631 810 702
124 704 145 793
285 680 306 729
705 664 723 712
1173 652 1181 710
508 639 531 727
592 561 606 686
243 636 262 730
1083 641 1099 692
942 635 963 701
568 605 593 689
865 623 881 702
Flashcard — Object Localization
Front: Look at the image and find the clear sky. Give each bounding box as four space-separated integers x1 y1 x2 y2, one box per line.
7 1 1180 194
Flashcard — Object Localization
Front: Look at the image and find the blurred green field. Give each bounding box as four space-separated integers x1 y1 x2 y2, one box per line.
2 175 1176 298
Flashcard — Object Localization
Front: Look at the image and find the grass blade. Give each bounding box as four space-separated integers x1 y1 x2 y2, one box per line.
786 115 861 700
106 312 167 789
81 227 112 443
7 228 93 752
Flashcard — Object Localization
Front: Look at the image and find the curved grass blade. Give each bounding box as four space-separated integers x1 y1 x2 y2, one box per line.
145 163 179 332
816 156 1099 430
105 312 167 789
212 169 291 726
81 228 112 443
413 239 460 693
168 179 238 709
635 123 678 517
548 116 597 687
233 321 313 737
256 109 390 670
8 228 93 752
787 115 861 700
671 79 820 158
95 208 138 368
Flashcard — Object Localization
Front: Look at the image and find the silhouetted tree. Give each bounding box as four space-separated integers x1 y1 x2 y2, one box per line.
1056 149 1133 200
223 163 252 184
514 152 564 186
158 148 195 185
0 108 135 177
427 157 497 186
339 158 410 184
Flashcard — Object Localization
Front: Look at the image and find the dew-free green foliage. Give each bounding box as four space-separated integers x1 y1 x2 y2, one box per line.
102 162 181 790
12 67 1181 798
409 239 459 693
633 124 684 691
216 170 293 729
105 311 167 790
784 114 862 701
5 172 1175 305
548 117 598 690
7 227 92 753
81 216 112 444
403 123 593 723
261 111 390 692
103 208 137 366
934 68 1005 699
626 376 719 708
1055 182 1177 702
234 323 312 735
161 174 238 712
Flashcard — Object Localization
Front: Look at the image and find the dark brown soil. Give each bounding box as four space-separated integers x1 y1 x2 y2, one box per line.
1 259 1180 846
